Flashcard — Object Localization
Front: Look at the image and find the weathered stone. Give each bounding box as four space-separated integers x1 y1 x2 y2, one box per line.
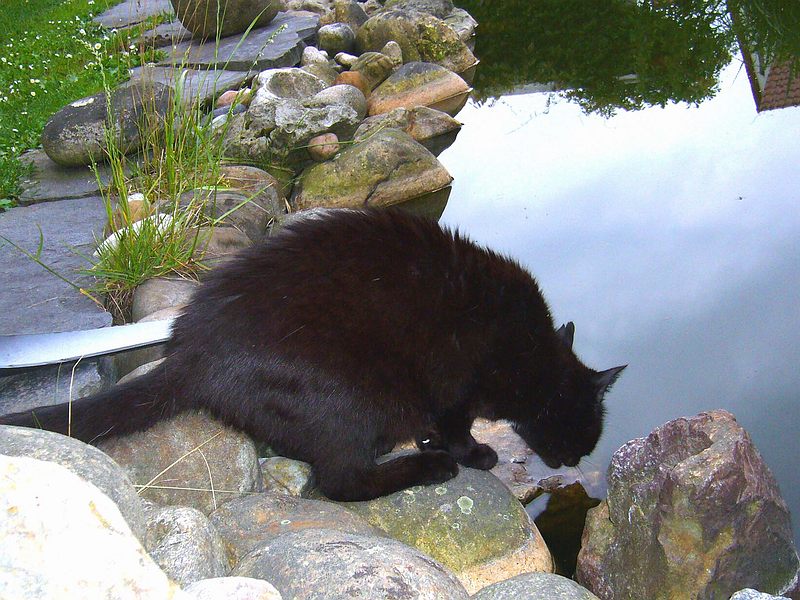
350 51 395 91
301 62 340 87
381 40 404 66
160 12 319 72
333 51 358 68
0 455 186 599
184 577 282 599
179 185 282 242
317 22 356 55
328 0 368 29
210 492 381 564
216 88 252 108
253 67 328 104
292 128 452 210
145 504 229 584
16 149 112 205
576 410 800 600
117 357 167 385
384 0 454 19
170 0 280 39
730 590 791 600
472 572 600 600
42 81 171 167
307 133 340 161
0 426 147 540
131 276 199 322
114 306 182 377
443 8 478 46
130 65 251 108
133 20 192 48
305 84 367 119
233 528 469 599
260 456 314 496
301 45 330 66
221 164 285 203
331 456 553 594
368 61 471 117
333 70 370 97
93 0 175 29
356 9 477 75
354 105 461 156
99 411 263 514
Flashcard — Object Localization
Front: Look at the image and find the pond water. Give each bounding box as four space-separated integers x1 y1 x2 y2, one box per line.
438 11 800 549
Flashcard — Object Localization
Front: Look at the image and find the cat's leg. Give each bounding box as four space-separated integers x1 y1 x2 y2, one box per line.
416 409 498 470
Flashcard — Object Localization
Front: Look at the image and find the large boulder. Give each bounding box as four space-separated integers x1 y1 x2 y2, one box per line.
0 455 186 598
233 528 469 599
42 81 171 167
576 410 800 600
471 573 600 600
354 106 461 156
291 128 452 210
184 577 282 599
333 457 554 594
368 61 471 117
356 9 477 75
99 411 263 514
170 0 280 39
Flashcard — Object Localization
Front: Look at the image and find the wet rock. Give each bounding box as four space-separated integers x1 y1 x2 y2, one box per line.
292 128 452 210
160 12 319 72
184 577 282 599
233 528 469 599
308 132 340 161
354 105 461 156
350 51 396 92
16 149 113 205
368 61 471 116
171 0 280 39
210 492 381 564
356 9 477 75
334 456 554 594
131 276 199 322
317 22 356 55
99 411 263 514
471 572 600 600
305 84 367 119
0 426 147 540
0 455 185 599
260 456 314 496
576 410 800 600
144 504 229 584
42 81 171 167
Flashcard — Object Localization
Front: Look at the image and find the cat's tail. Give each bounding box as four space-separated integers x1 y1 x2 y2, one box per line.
0 365 181 444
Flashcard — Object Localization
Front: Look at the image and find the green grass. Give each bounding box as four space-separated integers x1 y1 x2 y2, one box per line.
0 0 165 205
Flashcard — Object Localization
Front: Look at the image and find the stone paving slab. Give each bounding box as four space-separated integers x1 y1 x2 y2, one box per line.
158 11 319 72
16 150 112 206
129 65 252 107
93 0 174 29
133 19 192 48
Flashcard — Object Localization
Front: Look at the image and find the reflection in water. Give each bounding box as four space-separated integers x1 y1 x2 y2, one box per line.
438 58 800 544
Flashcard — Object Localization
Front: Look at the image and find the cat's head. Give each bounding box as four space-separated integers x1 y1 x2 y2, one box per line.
513 322 626 469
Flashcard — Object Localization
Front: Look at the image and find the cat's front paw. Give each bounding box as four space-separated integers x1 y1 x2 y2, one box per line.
459 443 498 470
418 450 459 485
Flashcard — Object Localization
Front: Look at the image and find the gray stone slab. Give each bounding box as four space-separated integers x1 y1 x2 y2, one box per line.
158 11 319 72
17 150 112 206
129 65 252 107
93 0 175 29
0 196 112 335
133 20 192 48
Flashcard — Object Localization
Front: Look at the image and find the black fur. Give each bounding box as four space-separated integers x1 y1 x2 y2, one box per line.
0 208 625 500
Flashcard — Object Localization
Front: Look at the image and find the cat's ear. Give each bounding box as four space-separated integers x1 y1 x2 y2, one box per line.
556 322 575 349
594 365 627 400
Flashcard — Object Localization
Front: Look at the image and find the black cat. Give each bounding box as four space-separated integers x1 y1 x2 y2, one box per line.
0 208 625 500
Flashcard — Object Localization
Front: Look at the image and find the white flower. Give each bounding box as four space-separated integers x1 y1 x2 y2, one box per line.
30 91 35 96
93 43 101 50
79 28 86 35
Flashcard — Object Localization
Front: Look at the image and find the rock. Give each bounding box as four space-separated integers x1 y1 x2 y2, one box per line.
254 67 328 104
0 426 147 540
0 455 186 598
356 9 477 75
317 22 356 55
93 0 175 29
160 12 319 72
471 572 600 600
354 105 461 156
333 70 370 97
233 528 469 599
730 590 791 600
292 128 452 210
184 577 282 599
576 410 800 600
42 80 171 167
16 149 113 205
216 88 252 108
130 65 251 109
328 0 368 29
221 163 285 204
178 186 282 242
133 20 193 48
131 276 199 322
209 492 381 564
99 411 263 514
443 8 478 47
305 84 367 119
114 305 183 377
381 40 404 67
117 358 168 384
334 458 553 594
384 0 454 19
194 225 253 261
301 46 330 66
170 0 279 39
308 133 340 161
260 456 314 496
145 504 229 584
368 61 471 116
301 62 341 87
334 51 358 68
350 51 396 92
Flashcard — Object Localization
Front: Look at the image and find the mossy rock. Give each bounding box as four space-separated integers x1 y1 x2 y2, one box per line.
367 61 471 117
